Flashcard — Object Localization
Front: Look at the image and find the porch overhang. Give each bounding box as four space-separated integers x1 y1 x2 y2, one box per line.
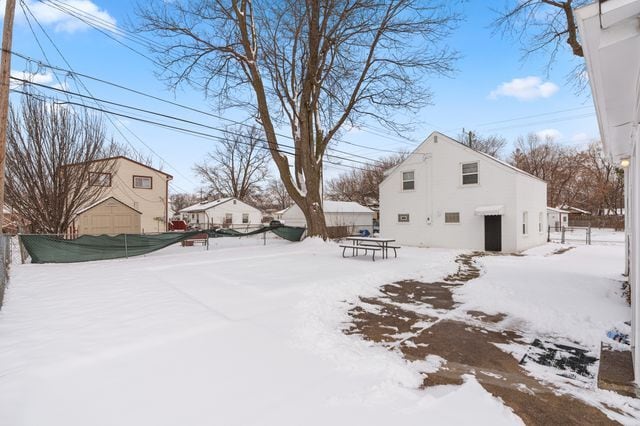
474 205 504 216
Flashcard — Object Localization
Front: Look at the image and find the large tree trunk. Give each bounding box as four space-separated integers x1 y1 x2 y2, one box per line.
298 171 327 238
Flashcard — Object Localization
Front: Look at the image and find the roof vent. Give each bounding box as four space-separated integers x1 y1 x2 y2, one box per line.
434 135 438 143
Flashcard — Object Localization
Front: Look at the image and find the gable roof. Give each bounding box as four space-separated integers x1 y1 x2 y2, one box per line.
383 132 546 184
179 197 261 213
64 156 173 179
75 196 142 216
322 200 374 214
281 200 373 215
547 207 569 214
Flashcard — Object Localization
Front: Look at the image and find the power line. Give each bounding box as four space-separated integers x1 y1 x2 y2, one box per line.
11 50 387 165
31 1 408 159
10 76 381 168
20 1 198 192
11 88 374 173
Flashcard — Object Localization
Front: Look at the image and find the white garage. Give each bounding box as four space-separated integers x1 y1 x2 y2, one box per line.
281 200 374 235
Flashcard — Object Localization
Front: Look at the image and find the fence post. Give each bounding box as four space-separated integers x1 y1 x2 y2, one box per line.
263 229 266 246
561 227 566 244
547 225 551 243
124 234 128 258
587 225 591 245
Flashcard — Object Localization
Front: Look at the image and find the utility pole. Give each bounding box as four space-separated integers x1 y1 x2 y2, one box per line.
0 0 17 233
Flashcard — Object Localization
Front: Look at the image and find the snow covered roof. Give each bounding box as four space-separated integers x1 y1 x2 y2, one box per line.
546 207 569 214
179 197 233 213
474 205 504 216
322 200 373 214
279 200 373 215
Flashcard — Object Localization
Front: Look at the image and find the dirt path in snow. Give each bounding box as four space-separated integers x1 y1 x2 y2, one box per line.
344 252 620 425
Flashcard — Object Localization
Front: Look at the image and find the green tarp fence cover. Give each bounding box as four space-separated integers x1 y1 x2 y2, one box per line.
20 225 306 264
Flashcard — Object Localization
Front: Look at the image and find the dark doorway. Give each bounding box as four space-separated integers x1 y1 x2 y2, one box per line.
484 216 502 252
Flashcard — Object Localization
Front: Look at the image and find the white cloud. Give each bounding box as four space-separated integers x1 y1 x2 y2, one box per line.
10 70 54 89
2 0 116 34
488 76 559 101
536 128 562 141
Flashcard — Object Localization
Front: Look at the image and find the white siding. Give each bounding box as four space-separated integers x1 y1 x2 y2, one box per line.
379 132 547 252
183 199 262 228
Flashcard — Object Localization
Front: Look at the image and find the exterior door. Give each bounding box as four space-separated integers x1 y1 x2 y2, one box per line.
484 216 502 252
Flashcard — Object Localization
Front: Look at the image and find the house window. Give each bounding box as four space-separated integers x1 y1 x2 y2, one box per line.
562 215 568 223
461 162 479 185
242 213 249 224
133 175 152 189
402 171 415 191
538 212 543 233
445 212 460 224
224 213 233 224
398 214 410 223
89 172 111 187
522 211 528 235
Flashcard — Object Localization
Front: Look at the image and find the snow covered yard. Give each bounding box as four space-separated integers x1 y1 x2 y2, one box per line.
0 238 635 425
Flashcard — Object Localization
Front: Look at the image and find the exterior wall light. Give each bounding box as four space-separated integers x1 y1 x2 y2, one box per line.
621 158 630 168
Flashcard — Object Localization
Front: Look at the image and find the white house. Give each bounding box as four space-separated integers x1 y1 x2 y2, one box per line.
179 197 262 229
280 200 374 233
547 207 569 231
379 132 547 252
577 0 640 383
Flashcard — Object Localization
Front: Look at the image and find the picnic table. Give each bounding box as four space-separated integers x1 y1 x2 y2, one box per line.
339 236 400 261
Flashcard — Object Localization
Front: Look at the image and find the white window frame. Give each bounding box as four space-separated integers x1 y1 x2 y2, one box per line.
461 162 479 186
522 211 528 236
402 171 415 191
538 212 543 233
397 213 410 223
444 212 460 224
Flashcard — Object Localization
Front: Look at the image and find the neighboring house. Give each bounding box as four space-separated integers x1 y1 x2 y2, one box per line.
577 0 640 383
379 132 547 252
69 156 173 235
280 200 374 233
547 207 569 231
179 197 262 228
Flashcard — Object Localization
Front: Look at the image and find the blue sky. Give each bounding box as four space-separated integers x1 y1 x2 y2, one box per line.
6 0 599 193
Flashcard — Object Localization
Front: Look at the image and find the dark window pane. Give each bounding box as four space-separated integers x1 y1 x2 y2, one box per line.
403 180 415 190
462 162 478 174
462 174 478 185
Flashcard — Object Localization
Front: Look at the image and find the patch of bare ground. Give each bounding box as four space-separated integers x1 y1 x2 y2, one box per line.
345 252 623 425
548 246 575 256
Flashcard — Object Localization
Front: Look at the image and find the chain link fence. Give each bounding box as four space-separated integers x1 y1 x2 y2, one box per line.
548 226 625 246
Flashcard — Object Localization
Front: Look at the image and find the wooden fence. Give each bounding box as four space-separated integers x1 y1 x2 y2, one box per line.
569 214 624 231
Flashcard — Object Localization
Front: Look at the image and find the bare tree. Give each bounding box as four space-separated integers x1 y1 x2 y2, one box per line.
193 125 270 201
170 192 200 212
492 0 589 89
6 94 119 234
509 133 585 208
458 130 507 158
137 0 457 238
583 141 625 215
265 179 292 210
327 153 406 205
